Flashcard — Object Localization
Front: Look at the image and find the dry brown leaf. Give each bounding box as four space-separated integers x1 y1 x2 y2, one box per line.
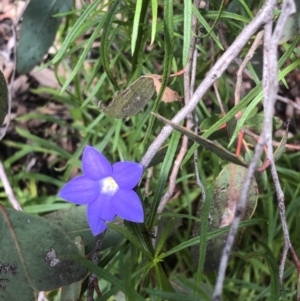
146 74 182 103
30 67 60 89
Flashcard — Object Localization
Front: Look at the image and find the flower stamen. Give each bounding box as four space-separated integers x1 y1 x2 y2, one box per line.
101 176 118 195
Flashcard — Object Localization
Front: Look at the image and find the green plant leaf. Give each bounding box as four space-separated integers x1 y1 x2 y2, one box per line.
245 113 283 133
44 206 123 253
60 236 84 301
183 0 192 66
153 113 247 167
151 0 158 44
0 205 87 300
108 222 153 259
279 12 300 44
274 126 288 161
131 0 143 55
141 0 174 146
17 0 73 73
100 0 122 89
98 76 156 118
164 219 266 257
192 164 258 272
147 130 181 230
0 69 8 126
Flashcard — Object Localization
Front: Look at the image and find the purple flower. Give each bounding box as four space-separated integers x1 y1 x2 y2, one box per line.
58 145 144 236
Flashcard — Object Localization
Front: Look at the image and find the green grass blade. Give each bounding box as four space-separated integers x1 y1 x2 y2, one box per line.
100 0 122 89
141 0 174 146
60 18 105 94
147 130 181 230
192 6 224 50
183 0 192 66
131 0 143 55
151 0 158 44
52 0 103 64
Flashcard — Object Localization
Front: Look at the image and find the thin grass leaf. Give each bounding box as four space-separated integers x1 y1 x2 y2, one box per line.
238 0 254 19
0 69 8 126
141 0 174 146
229 58 300 147
147 130 181 230
100 0 122 89
108 223 153 259
150 0 158 44
153 264 175 294
192 6 224 50
131 0 143 55
144 288 208 300
195 184 215 283
16 128 72 159
183 0 192 66
155 218 175 257
154 113 247 167
236 251 280 301
163 219 267 257
81 52 121 108
60 18 105 94
77 258 145 301
203 10 251 23
201 0 225 39
52 0 103 64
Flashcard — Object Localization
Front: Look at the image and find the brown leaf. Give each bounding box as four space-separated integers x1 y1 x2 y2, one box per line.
145 74 182 103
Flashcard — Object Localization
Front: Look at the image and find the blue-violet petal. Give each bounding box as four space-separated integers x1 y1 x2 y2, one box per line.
82 145 112 180
88 193 116 222
58 176 98 204
112 162 143 190
111 189 144 222
87 206 107 235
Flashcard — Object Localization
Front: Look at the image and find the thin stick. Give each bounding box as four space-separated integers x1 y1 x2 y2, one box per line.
156 0 202 216
87 231 106 301
0 1 29 140
141 0 278 168
243 127 300 151
276 94 300 111
212 0 296 298
0 160 23 211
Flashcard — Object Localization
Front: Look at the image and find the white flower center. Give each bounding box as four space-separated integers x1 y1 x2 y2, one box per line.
101 177 118 195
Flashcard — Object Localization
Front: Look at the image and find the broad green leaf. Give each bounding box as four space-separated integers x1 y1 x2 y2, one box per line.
17 0 73 73
192 164 258 272
279 12 300 44
99 76 156 118
60 237 84 301
0 70 8 126
153 113 247 167
0 206 86 300
44 206 123 253
245 113 283 133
